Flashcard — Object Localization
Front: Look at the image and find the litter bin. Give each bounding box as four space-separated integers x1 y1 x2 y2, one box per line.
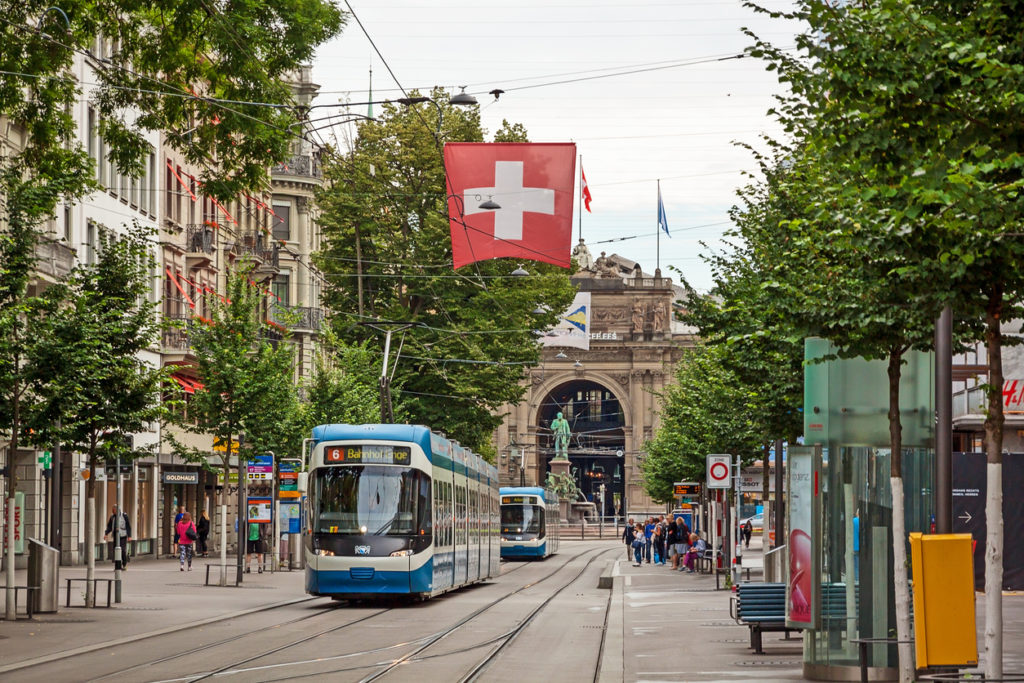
28 538 60 614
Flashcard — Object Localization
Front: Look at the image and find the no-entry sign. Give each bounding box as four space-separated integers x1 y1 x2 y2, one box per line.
706 454 732 489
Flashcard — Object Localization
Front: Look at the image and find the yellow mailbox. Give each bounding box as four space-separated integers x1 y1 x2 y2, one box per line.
909 532 978 669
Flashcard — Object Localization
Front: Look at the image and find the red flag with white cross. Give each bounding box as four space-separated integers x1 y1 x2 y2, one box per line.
444 142 576 269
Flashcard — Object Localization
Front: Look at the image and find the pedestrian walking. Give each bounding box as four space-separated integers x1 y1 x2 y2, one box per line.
104 506 132 570
622 517 636 560
742 520 753 549
643 517 655 563
631 523 645 566
197 510 211 557
175 511 197 571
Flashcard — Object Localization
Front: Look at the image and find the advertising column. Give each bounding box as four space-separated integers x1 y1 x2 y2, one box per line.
786 445 821 629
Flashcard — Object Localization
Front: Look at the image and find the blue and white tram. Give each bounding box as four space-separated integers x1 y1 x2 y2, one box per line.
499 487 560 559
303 424 501 599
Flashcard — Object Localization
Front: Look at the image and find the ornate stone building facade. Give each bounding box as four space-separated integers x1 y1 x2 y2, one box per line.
494 242 697 516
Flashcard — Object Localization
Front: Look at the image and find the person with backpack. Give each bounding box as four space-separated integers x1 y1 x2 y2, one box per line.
175 511 197 571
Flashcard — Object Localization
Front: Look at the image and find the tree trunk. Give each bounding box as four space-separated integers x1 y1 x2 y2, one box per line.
85 455 96 609
887 350 914 683
983 302 1004 679
5 373 21 621
762 442 771 547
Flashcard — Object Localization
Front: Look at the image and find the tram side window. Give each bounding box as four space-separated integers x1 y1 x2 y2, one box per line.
445 481 452 547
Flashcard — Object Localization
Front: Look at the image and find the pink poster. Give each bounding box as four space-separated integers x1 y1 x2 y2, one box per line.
786 446 820 629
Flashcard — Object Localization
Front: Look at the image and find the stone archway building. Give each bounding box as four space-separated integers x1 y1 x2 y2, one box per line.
494 244 697 516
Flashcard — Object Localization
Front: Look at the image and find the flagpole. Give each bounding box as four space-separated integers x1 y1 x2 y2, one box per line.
656 179 661 273
578 154 583 244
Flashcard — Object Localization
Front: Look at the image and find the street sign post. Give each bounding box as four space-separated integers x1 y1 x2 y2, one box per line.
706 454 731 489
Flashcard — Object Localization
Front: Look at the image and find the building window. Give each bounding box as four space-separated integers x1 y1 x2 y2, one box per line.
272 202 291 241
149 152 157 217
86 221 97 265
272 271 290 307
165 164 173 221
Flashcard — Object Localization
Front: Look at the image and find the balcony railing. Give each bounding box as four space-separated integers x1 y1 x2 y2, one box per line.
268 304 323 331
161 313 193 352
186 224 216 254
34 237 75 281
271 154 322 179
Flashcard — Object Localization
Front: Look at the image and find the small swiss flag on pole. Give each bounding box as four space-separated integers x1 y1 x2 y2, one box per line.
444 142 576 269
581 163 592 213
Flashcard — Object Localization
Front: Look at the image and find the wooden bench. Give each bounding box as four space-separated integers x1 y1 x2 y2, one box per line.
730 582 801 654
65 578 114 608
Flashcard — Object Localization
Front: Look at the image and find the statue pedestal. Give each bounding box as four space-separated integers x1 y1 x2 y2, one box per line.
549 459 572 521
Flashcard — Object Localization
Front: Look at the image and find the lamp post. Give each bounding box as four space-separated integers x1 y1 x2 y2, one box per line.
236 430 246 585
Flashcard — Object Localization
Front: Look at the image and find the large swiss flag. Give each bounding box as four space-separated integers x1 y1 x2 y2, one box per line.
444 142 576 269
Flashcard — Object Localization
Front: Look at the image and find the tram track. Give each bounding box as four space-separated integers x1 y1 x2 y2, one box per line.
228 545 614 683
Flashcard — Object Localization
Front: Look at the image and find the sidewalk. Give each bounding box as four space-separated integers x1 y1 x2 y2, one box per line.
599 538 1024 682
0 554 308 674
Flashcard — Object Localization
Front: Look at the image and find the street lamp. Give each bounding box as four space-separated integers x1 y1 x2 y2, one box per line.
236 429 246 586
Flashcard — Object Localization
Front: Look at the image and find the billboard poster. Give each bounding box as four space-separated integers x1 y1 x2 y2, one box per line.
2 491 25 555
786 445 821 629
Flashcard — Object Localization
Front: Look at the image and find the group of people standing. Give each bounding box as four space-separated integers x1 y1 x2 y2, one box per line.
622 515 709 573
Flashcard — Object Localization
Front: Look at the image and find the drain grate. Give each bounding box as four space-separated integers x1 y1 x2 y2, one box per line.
735 660 800 667
113 606 167 611
580 624 606 630
701 621 743 627
712 638 748 643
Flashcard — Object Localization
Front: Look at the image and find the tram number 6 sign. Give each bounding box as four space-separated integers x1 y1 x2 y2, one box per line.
706 454 732 489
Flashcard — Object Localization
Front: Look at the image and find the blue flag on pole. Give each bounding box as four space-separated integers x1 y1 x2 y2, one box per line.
657 185 670 237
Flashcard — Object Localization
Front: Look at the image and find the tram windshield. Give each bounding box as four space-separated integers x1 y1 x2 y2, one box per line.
501 505 545 535
314 466 431 536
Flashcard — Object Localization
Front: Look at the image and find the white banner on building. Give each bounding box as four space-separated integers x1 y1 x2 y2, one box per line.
540 292 591 350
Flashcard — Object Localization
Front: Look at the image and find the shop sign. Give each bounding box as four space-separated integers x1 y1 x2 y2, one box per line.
162 471 199 484
2 492 25 554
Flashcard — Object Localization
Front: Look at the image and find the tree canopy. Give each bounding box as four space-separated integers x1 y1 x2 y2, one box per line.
315 91 577 457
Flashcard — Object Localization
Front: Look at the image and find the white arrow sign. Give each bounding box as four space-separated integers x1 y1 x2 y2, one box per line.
958 511 973 524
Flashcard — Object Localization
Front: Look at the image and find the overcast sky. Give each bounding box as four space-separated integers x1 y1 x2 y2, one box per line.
310 1 803 291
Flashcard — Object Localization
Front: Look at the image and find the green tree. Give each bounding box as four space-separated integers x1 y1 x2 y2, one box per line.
299 334 382 433
315 91 576 457
748 0 1024 675
643 344 764 503
28 225 164 606
169 264 296 582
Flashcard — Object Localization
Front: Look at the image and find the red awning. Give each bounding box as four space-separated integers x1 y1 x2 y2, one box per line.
171 374 195 394
171 374 205 394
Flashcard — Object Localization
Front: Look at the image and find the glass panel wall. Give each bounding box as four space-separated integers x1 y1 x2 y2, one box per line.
809 445 934 672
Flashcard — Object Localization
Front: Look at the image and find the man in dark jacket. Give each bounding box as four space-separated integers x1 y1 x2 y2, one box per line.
104 506 132 570
622 517 636 560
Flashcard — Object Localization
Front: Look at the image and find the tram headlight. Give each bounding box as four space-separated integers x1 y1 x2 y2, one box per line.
389 549 413 557
314 549 335 556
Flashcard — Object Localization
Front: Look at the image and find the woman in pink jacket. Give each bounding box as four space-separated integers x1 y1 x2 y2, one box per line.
175 511 197 571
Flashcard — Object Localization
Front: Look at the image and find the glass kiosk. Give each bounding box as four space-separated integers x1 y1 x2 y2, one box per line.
802 339 935 681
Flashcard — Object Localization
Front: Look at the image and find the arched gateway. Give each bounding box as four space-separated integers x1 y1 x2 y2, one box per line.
494 246 697 516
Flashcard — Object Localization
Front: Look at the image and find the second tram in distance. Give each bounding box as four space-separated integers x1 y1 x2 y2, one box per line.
499 486 560 559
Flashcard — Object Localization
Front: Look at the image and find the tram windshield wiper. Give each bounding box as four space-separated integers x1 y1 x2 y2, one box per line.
372 517 396 535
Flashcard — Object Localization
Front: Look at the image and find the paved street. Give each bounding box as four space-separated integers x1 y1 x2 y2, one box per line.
3 538 1023 682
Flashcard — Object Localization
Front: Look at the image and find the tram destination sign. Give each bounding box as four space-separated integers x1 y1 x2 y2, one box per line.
501 495 538 505
325 445 411 465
